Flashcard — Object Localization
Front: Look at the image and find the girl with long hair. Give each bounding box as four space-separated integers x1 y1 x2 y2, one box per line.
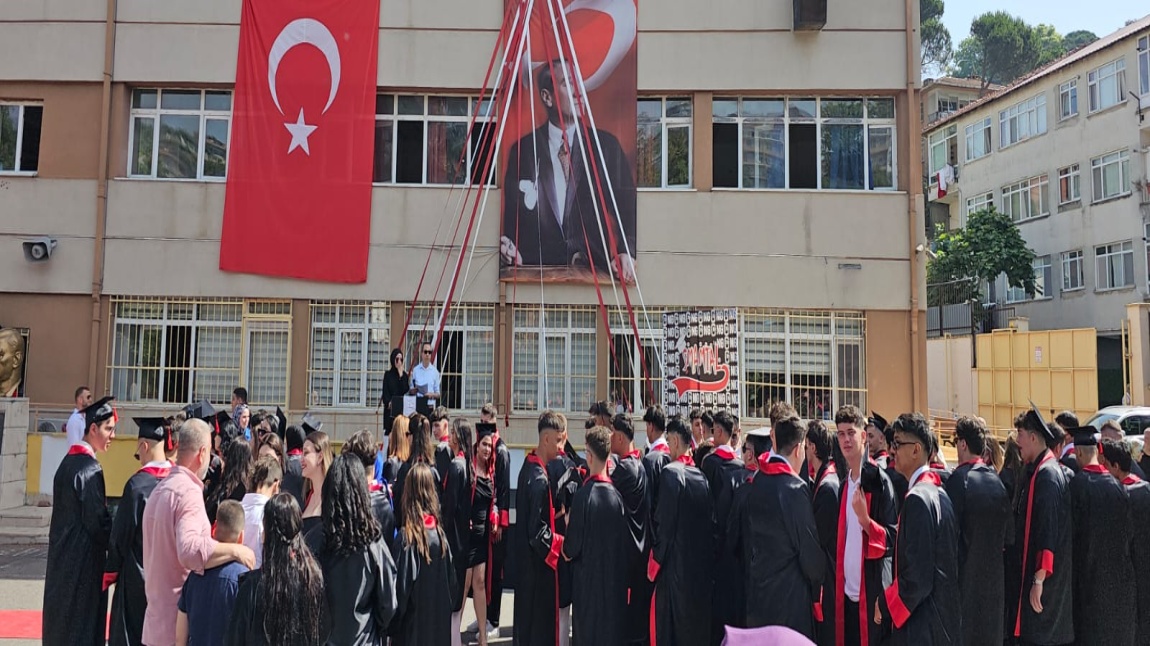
300 431 333 535
385 415 411 485
442 420 474 646
465 423 497 646
393 414 438 529
225 493 328 646
207 438 253 524
390 462 455 646
379 348 410 434
256 432 284 471
307 454 397 646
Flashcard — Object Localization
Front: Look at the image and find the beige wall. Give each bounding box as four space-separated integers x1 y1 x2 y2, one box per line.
865 309 927 413
0 294 94 405
926 335 977 416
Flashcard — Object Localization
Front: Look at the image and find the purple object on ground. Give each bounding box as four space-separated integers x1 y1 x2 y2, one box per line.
722 625 816 646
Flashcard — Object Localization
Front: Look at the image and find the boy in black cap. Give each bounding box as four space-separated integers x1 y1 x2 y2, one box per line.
866 412 892 469
107 417 173 646
43 396 116 646
1069 426 1134 645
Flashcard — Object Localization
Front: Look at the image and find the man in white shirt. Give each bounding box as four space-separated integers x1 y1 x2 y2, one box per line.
66 386 92 446
409 341 442 403
241 456 281 568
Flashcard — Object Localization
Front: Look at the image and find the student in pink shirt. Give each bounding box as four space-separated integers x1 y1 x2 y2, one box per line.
142 419 255 646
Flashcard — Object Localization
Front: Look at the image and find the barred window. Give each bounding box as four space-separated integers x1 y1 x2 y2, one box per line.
308 302 391 408
608 308 665 414
511 306 597 412
741 310 866 420
405 304 495 411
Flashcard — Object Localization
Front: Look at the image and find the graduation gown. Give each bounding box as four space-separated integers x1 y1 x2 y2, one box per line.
610 451 652 644
642 442 671 529
106 464 169 646
565 475 630 646
883 470 961 646
43 446 112 646
701 445 747 642
810 462 841 646
943 459 1010 646
225 569 332 646
728 456 824 638
514 451 563 646
435 440 454 488
391 517 456 646
304 529 397 646
392 459 440 531
487 435 512 627
1071 464 1135 646
1123 476 1150 646
1060 448 1081 476
369 486 396 544
283 451 306 507
649 456 715 646
440 454 472 611
548 454 580 609
1013 450 1074 645
834 460 898 646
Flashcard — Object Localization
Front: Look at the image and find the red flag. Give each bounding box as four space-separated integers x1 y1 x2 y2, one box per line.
220 0 380 283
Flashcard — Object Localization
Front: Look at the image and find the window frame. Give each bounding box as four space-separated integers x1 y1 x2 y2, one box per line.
1061 250 1085 292
1058 164 1081 205
1058 80 1078 120
0 102 43 175
1139 36 1149 96
511 306 598 413
1001 174 1050 223
927 123 957 180
127 89 232 181
373 94 496 186
1088 58 1127 113
307 301 392 409
998 93 1048 149
1095 240 1135 291
964 117 992 162
637 97 693 189
963 191 994 227
1091 149 1131 202
607 308 665 414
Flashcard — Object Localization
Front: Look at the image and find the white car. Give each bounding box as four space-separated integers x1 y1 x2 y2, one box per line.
1086 406 1150 458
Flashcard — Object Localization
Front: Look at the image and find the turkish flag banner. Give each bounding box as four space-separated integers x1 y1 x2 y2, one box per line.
220 0 380 283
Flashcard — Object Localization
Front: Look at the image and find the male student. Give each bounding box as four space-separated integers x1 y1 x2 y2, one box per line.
564 426 630 646
703 409 748 643
642 406 672 521
649 416 714 646
806 419 841 646
241 457 281 568
1100 438 1150 645
944 416 1010 646
1100 420 1147 478
883 413 961 644
176 500 250 646
282 424 307 507
868 413 908 506
1069 426 1134 645
729 416 824 639
43 395 116 646
106 417 173 646
1054 411 1082 475
609 413 652 646
430 406 454 485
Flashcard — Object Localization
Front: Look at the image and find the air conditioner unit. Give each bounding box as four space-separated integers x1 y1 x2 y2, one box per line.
793 0 826 30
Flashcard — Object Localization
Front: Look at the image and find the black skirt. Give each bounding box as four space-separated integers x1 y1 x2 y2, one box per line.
467 475 493 567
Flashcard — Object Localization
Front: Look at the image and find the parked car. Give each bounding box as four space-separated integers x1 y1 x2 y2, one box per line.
1086 406 1150 459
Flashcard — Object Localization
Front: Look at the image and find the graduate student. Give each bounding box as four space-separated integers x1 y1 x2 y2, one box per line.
43 396 116 646
703 410 748 644
642 406 672 519
1100 438 1150 645
608 413 653 645
478 404 512 642
391 462 456 646
806 419 841 646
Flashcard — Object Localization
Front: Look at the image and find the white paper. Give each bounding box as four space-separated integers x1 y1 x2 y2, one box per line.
403 395 418 416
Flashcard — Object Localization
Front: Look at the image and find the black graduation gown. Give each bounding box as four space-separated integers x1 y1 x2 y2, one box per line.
642 444 671 530
369 486 396 544
565 476 630 646
305 530 398 646
283 452 306 507
883 471 961 645
487 435 512 626
728 456 824 638
43 449 111 646
887 462 909 514
650 458 715 646
943 459 1010 646
440 454 472 611
1060 449 1081 476
610 451 652 645
224 569 332 646
106 465 168 646
1072 465 1135 646
383 455 402 486
548 454 580 609
514 452 563 646
1124 477 1150 646
392 459 440 531
435 440 454 489
834 460 898 646
391 521 456 646
1013 451 1074 645
810 462 841 646
702 446 747 642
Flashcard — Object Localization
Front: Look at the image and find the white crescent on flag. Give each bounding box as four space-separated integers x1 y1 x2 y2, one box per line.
267 18 342 155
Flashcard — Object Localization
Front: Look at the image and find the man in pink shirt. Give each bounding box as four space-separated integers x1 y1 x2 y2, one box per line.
141 418 254 646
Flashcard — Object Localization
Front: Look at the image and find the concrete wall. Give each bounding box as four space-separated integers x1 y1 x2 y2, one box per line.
0 295 94 405
927 335 976 416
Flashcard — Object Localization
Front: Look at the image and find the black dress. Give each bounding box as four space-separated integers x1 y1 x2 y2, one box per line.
380 369 410 433
468 474 493 567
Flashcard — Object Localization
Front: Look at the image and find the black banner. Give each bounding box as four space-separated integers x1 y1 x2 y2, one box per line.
662 309 740 416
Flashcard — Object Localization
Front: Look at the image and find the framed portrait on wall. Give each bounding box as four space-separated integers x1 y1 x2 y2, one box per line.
0 327 30 398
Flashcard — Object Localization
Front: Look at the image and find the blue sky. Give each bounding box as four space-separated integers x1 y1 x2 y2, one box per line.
942 0 1147 43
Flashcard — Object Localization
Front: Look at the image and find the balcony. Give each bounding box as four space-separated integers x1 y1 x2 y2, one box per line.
927 164 959 205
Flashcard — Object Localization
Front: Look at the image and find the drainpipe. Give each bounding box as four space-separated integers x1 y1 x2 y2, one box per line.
89 0 117 388
905 0 923 410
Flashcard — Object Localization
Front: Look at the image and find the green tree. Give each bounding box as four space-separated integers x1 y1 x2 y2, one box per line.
1064 29 1099 51
927 208 1036 305
951 36 981 79
965 12 1039 93
1032 23 1065 67
921 0 953 75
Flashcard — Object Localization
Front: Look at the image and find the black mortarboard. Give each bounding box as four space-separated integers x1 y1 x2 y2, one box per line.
214 410 232 431
184 399 216 421
82 396 117 429
134 416 175 452
302 413 323 435
1023 400 1057 444
275 406 288 435
869 412 889 431
476 422 498 440
744 426 772 438
1069 426 1099 447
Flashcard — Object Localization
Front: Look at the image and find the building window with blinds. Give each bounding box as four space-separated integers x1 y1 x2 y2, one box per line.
741 310 866 420
404 304 495 412
608 308 665 414
511 306 597 412
307 302 391 408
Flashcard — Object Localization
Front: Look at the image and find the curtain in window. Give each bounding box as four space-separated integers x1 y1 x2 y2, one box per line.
822 124 864 189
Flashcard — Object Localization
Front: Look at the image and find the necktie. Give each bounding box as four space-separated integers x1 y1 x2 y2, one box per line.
558 139 571 180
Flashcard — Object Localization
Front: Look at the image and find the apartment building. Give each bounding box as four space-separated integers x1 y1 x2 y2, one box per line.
921 75 1002 125
0 0 925 443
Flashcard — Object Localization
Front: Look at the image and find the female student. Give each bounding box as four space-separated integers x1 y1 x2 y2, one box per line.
300 430 333 535
391 462 455 646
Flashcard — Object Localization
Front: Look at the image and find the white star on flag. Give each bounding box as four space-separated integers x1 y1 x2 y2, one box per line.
284 108 318 155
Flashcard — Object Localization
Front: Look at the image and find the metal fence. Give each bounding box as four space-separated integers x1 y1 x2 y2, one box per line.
927 279 1016 338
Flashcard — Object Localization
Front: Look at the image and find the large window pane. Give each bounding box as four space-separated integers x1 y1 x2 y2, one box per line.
742 122 785 188
203 119 228 178
373 120 394 183
822 124 864 189
160 90 201 110
426 121 467 184
157 114 200 179
132 117 155 176
868 126 894 189
667 125 690 187
636 122 662 188
0 106 17 171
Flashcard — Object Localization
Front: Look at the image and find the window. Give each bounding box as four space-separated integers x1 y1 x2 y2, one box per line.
1062 250 1084 291
938 97 960 114
1058 164 1081 204
712 97 895 190
0 103 42 173
999 93 1047 148
512 306 597 412
308 302 390 408
1001 175 1049 222
1140 36 1149 96
637 98 692 188
608 308 665 414
927 124 957 182
1088 58 1126 112
108 299 291 407
964 118 991 162
1033 255 1051 299
404 304 494 411
741 310 866 420
373 95 495 185
1091 149 1130 202
129 89 231 179
1059 80 1078 119
963 192 994 226
1095 241 1135 290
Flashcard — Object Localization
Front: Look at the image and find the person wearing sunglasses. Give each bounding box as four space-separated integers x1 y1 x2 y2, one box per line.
379 348 411 435
409 342 442 405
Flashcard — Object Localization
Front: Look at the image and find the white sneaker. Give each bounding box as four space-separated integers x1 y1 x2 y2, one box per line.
463 619 479 634
485 622 500 639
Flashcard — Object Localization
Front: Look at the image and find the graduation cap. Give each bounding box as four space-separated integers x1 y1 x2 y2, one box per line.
275 406 288 436
82 396 117 429
1069 426 1099 447
476 422 498 440
183 399 216 421
134 417 174 452
1023 400 1058 445
868 412 889 432
301 413 323 435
